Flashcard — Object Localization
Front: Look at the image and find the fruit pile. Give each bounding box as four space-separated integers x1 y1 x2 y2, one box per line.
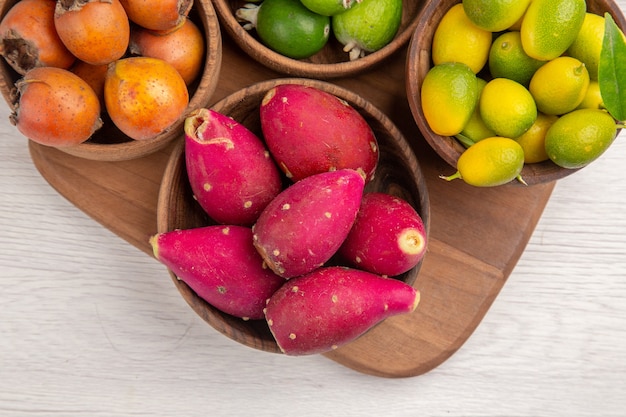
0 0 205 147
420 0 626 187
235 0 402 61
150 83 428 355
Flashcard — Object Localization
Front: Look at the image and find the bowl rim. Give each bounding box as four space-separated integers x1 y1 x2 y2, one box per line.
405 0 626 186
211 0 421 79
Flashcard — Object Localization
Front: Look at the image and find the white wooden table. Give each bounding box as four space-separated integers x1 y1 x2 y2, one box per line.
2 6 626 415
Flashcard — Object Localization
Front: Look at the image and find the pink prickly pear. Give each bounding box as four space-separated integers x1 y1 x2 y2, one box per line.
184 108 283 226
265 266 420 355
259 83 379 182
150 225 285 320
338 192 427 276
252 169 365 279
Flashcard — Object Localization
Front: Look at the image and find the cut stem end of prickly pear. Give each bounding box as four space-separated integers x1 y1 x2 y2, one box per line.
184 108 209 139
411 290 421 312
398 229 426 256
148 234 160 259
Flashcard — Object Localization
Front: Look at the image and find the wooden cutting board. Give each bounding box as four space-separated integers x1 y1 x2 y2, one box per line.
28 36 555 378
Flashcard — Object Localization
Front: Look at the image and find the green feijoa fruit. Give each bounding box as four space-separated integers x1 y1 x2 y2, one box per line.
236 0 330 59
331 0 403 61
300 0 358 16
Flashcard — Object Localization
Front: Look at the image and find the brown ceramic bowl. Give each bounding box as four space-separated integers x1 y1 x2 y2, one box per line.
211 0 423 79
0 0 222 161
406 0 626 186
156 78 430 353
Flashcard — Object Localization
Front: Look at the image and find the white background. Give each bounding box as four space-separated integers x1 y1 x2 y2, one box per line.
2 2 626 415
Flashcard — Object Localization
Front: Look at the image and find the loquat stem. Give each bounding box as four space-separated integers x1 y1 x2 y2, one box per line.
454 133 475 148
439 171 462 182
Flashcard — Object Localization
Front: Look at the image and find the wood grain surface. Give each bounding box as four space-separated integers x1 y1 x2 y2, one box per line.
1 1 626 415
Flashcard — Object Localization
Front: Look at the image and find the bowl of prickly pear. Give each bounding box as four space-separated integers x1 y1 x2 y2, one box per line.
0 0 222 161
153 78 430 355
405 0 626 187
211 0 422 79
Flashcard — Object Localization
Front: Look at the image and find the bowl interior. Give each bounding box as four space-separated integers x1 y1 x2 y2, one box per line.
157 78 430 353
212 0 424 79
405 0 626 186
0 0 222 161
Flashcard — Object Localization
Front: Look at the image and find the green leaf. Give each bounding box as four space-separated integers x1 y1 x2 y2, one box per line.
598 13 626 121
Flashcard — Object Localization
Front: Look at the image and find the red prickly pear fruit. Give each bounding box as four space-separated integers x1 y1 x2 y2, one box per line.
150 225 285 320
259 83 379 182
338 192 428 276
184 108 283 226
252 169 365 279
265 266 420 355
